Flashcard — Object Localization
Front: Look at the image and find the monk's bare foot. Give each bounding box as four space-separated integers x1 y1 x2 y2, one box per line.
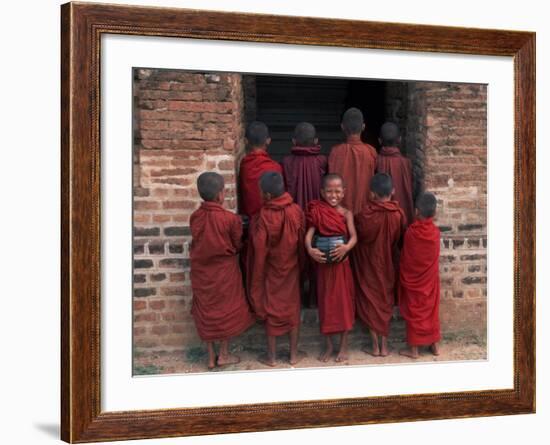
290 351 307 366
380 337 390 357
335 351 348 362
258 354 277 367
430 343 440 356
217 353 240 366
399 347 419 359
319 347 333 362
207 355 217 370
362 345 380 357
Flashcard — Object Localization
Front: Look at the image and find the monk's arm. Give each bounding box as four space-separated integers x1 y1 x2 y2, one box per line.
297 212 307 271
330 210 357 262
345 210 358 249
229 215 244 251
305 226 326 263
249 219 268 319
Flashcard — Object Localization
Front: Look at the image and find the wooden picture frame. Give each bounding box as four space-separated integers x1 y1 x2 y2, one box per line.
61 2 535 442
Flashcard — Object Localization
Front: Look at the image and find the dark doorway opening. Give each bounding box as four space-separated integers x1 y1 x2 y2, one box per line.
244 74 390 162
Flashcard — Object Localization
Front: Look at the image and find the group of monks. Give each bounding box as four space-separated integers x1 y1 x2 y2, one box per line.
189 108 442 370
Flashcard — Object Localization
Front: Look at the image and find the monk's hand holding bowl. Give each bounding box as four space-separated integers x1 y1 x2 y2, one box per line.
330 244 350 262
307 246 327 263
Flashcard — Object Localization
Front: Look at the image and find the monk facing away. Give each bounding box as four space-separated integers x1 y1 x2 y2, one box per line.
305 174 357 362
353 173 406 357
376 122 414 226
282 122 328 210
282 122 328 308
238 121 283 219
189 172 255 370
248 171 306 367
328 107 377 214
399 192 442 359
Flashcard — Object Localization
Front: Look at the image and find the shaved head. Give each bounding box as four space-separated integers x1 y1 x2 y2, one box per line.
246 121 270 148
259 171 285 198
416 192 437 218
341 107 364 136
370 173 393 198
321 173 345 189
197 172 224 201
294 122 317 146
380 122 400 147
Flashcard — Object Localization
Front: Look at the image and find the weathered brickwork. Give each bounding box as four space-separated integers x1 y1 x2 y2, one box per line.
387 82 487 336
132 69 246 354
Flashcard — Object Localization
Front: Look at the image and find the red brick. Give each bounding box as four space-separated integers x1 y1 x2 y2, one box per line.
149 300 166 310
133 300 147 311
134 200 160 211
167 101 233 113
217 159 235 171
151 325 169 336
150 168 199 177
170 272 186 282
162 200 197 210
134 312 157 323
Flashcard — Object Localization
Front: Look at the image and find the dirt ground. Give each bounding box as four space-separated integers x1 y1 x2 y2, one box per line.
134 331 487 375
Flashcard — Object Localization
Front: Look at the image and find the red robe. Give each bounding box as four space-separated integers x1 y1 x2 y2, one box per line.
282 145 328 211
328 135 377 214
353 200 406 336
248 192 305 336
282 145 327 306
306 200 355 334
399 218 441 346
238 149 283 218
376 146 414 226
189 202 254 341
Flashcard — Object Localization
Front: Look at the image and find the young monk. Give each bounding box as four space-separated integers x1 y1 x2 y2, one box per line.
353 173 406 356
282 122 328 307
328 107 377 214
239 121 283 219
305 174 356 362
399 192 441 359
189 172 255 370
282 122 328 210
376 122 414 226
248 171 305 367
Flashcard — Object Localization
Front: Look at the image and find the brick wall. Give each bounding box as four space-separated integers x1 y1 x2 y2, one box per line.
388 82 487 336
132 69 246 354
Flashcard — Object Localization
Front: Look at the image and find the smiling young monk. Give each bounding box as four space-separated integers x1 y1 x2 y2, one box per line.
247 171 305 367
305 174 357 363
189 172 255 370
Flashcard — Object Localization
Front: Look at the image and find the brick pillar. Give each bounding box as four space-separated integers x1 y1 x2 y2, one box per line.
410 82 488 337
132 69 246 354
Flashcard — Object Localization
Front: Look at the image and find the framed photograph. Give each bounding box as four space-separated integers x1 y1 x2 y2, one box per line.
61 1 535 442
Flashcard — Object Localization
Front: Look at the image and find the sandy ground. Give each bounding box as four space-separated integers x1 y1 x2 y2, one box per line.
134 332 487 375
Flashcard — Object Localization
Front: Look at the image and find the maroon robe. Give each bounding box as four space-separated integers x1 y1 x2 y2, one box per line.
282 145 327 307
353 200 406 336
306 200 355 334
189 202 254 341
376 146 414 226
238 149 283 219
399 218 441 346
248 192 305 336
328 135 377 214
282 145 327 210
